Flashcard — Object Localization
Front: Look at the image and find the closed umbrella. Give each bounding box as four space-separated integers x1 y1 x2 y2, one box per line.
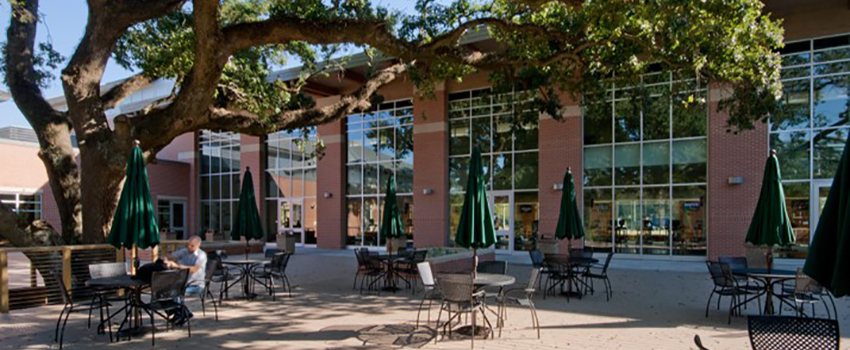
745 150 795 270
804 135 850 297
106 141 160 275
454 147 497 278
231 167 264 259
380 174 404 253
555 168 585 249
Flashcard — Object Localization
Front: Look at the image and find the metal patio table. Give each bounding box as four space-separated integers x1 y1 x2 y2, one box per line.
376 254 409 292
545 255 598 299
222 259 269 300
86 275 148 340
732 268 796 315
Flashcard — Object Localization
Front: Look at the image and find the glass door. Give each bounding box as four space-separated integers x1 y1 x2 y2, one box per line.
278 199 305 244
170 201 186 239
490 191 513 253
811 180 832 243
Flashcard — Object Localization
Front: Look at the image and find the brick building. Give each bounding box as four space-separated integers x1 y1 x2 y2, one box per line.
3 1 848 262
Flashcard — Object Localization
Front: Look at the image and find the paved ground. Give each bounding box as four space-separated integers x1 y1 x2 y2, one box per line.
1 249 848 349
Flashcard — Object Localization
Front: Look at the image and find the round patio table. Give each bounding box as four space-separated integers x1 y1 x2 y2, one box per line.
376 254 409 292
222 259 268 300
86 275 148 339
474 273 515 287
544 255 598 299
732 268 795 315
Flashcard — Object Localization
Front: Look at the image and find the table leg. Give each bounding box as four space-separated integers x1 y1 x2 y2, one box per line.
763 277 774 315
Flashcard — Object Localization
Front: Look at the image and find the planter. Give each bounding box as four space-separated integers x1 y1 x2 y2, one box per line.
387 238 405 254
537 237 560 255
205 230 215 242
277 234 297 254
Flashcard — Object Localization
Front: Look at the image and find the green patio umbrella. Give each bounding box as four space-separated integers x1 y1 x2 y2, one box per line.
804 135 850 297
107 141 160 275
555 168 585 249
380 174 404 253
745 150 795 270
454 147 496 278
231 167 264 258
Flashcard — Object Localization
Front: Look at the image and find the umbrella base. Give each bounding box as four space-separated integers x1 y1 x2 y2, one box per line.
453 325 491 339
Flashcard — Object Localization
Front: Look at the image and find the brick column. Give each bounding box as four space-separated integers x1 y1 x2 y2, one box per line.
316 97 346 249
539 94 584 253
186 131 200 236
413 83 450 247
240 134 264 239
707 86 768 260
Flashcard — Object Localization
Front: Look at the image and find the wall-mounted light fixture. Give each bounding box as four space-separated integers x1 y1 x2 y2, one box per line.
422 188 434 195
728 177 744 185
553 183 564 191
323 192 333 198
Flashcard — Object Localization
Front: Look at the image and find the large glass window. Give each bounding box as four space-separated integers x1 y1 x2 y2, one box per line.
265 128 318 244
0 192 42 223
199 131 240 238
771 34 850 258
345 99 414 246
448 88 539 249
583 72 708 256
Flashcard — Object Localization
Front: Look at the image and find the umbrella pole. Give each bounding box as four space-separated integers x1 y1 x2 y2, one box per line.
246 240 250 260
131 243 138 276
473 248 478 280
766 247 774 271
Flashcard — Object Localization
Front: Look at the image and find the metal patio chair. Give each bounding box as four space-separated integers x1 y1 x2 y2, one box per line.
748 316 839 350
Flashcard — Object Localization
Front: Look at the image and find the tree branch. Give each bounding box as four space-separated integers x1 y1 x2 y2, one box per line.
101 73 154 110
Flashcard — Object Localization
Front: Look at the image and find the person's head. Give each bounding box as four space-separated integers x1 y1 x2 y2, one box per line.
186 236 202 253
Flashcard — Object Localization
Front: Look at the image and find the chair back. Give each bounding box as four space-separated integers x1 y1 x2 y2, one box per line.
544 255 570 276
204 256 218 283
529 249 544 268
748 316 839 350
570 249 593 259
362 253 383 271
411 250 428 264
437 273 476 304
151 269 189 302
417 262 435 287
718 256 748 271
207 251 228 277
397 247 410 258
89 262 128 279
270 252 286 270
53 270 73 304
477 260 508 274
527 268 542 292
277 252 292 274
265 248 281 258
706 261 735 288
600 252 614 274
794 268 823 295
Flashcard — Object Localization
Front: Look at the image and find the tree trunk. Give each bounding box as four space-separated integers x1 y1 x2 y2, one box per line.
78 146 125 244
35 123 83 244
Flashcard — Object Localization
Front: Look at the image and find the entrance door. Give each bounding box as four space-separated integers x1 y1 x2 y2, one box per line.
170 201 186 239
278 199 305 244
811 180 832 244
490 192 513 253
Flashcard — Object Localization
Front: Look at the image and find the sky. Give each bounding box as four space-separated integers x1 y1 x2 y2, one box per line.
0 0 421 128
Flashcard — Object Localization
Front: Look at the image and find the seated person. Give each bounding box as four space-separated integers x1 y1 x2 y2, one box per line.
164 235 207 296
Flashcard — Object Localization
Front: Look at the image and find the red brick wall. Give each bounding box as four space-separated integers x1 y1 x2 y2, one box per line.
239 134 264 239
538 94 584 252
148 160 191 235
706 87 768 260
413 83 450 247
317 117 346 249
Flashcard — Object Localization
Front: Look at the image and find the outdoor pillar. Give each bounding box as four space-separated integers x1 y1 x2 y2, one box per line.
538 93 584 254
707 84 769 259
316 96 347 249
412 82 450 247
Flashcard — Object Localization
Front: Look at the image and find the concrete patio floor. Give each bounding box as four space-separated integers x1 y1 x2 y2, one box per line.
1 250 848 349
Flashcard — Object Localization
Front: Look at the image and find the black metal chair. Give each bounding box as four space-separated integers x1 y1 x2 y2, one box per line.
778 268 838 320
705 261 760 324
142 269 191 346
748 316 839 350
53 270 108 349
397 249 428 293
528 250 549 292
208 251 238 300
255 252 293 300
352 248 369 290
583 251 614 301
88 262 127 337
360 253 385 295
435 273 493 348
200 257 220 320
415 262 441 327
498 268 542 339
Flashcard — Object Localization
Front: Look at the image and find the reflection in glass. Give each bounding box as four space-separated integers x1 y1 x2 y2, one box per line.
644 95 670 140
493 115 512 152
614 188 640 254
514 152 538 189
363 197 379 246
584 146 612 187
472 117 492 151
346 199 362 246
514 192 538 252
642 187 670 255
775 182 810 259
450 120 470 155
584 188 613 252
449 157 469 193
672 186 706 255
672 139 707 183
772 80 810 131
398 195 414 242
643 142 670 184
813 75 850 128
395 161 414 193
615 144 640 185
449 194 464 244
673 96 707 138
614 101 640 142
813 128 848 179
584 101 612 145
771 131 810 180
364 164 379 195
492 195 511 250
492 153 512 190
515 120 539 150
